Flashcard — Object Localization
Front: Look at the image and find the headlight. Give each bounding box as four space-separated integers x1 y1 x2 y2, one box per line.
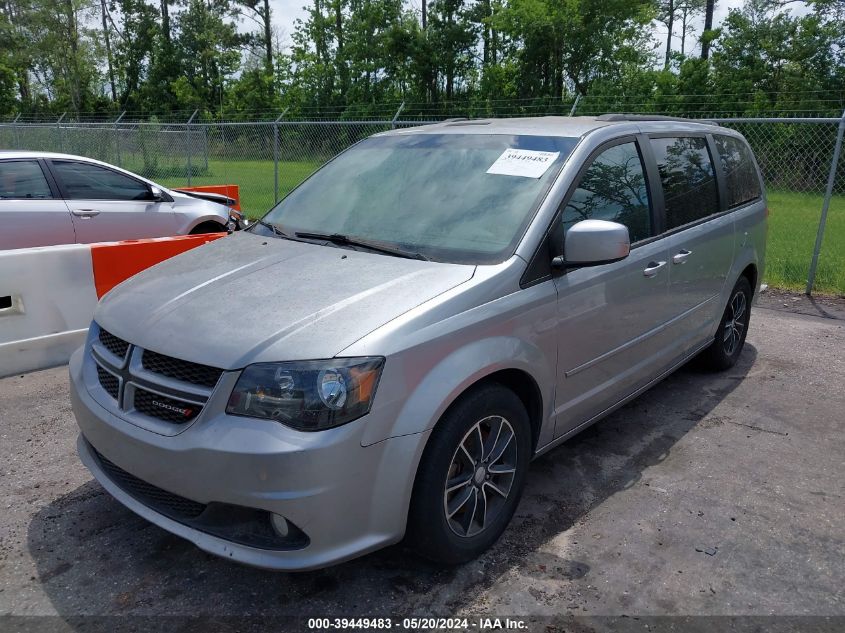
227 209 248 231
226 358 384 431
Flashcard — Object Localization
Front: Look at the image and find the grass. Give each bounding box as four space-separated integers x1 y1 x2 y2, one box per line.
766 190 845 295
157 158 845 295
156 159 321 217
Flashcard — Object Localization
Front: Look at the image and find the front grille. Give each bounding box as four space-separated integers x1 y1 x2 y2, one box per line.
98 328 129 359
90 331 219 428
93 448 207 520
142 350 223 388
97 365 119 399
133 388 200 423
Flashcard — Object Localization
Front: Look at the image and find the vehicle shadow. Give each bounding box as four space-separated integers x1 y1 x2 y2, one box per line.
26 346 757 623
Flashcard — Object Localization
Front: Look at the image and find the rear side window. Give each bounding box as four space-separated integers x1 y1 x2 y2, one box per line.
0 161 53 200
715 135 762 209
650 137 719 230
51 160 153 201
562 141 652 243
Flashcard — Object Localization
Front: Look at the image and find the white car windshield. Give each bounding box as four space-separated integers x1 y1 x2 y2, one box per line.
258 133 579 264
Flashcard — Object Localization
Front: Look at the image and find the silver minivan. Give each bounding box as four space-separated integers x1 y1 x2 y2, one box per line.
69 115 767 570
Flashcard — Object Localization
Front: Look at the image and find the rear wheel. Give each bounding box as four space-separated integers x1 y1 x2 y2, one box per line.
407 383 531 565
699 276 752 371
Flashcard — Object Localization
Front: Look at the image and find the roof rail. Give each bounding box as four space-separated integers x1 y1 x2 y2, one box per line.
596 114 720 126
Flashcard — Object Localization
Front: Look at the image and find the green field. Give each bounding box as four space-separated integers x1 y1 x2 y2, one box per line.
160 159 845 295
766 190 844 295
157 159 321 218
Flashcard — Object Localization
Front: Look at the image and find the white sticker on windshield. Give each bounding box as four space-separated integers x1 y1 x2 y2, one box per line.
486 149 560 178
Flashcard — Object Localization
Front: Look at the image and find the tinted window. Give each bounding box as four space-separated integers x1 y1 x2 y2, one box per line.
0 161 53 200
715 135 761 209
650 137 719 230
562 142 651 243
52 161 153 201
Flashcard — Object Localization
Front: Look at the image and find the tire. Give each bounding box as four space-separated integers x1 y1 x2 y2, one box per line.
698 276 752 371
406 383 532 565
189 221 227 235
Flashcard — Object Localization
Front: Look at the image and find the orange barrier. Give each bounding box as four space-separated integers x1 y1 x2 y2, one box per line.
90 234 225 298
176 184 241 211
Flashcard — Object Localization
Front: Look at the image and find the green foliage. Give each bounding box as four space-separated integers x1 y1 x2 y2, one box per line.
111 0 160 110
0 0 842 119
710 1 845 115
0 8 18 115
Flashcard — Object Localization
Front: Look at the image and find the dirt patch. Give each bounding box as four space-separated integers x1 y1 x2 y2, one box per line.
758 287 845 320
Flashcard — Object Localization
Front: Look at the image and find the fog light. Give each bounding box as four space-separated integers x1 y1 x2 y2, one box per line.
270 513 290 537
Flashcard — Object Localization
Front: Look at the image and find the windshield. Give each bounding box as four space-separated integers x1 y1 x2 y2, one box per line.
258 133 578 264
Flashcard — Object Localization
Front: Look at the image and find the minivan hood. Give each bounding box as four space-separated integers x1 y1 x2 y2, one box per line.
95 232 475 368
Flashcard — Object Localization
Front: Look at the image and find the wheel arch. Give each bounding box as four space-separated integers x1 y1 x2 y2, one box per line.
465 368 544 453
188 219 227 235
362 335 555 449
740 262 757 294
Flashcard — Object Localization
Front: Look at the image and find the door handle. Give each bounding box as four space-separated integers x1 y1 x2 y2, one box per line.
672 249 693 265
643 261 667 278
72 209 101 218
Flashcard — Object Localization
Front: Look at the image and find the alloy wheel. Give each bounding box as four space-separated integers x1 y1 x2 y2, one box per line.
443 415 518 538
723 290 747 355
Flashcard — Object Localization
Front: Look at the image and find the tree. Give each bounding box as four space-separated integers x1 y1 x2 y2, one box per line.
237 0 274 74
110 0 159 110
426 0 476 101
160 0 171 44
0 3 18 113
172 0 246 112
711 0 845 114
701 0 715 59
99 0 116 103
0 0 30 109
677 0 707 57
657 0 677 69
492 0 655 99
26 0 102 112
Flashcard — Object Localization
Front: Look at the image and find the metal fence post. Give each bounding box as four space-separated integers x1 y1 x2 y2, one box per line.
273 108 288 203
806 108 845 295
114 111 125 167
391 102 405 129
186 109 198 185
56 112 66 152
569 94 582 117
12 113 20 148
203 126 209 171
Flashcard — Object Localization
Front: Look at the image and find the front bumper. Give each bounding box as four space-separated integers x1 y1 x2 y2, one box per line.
69 347 430 570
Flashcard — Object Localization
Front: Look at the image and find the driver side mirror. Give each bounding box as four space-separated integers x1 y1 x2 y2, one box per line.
150 185 165 202
552 219 631 269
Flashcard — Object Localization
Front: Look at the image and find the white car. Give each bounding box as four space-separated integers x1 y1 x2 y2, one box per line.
0 151 241 250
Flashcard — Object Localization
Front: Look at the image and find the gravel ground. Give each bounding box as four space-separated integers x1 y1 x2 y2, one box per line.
0 301 843 632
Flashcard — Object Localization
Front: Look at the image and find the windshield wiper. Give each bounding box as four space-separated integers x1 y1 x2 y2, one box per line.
255 219 295 239
295 232 429 261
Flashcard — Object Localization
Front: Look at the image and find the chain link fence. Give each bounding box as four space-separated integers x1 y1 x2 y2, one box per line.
1 113 843 295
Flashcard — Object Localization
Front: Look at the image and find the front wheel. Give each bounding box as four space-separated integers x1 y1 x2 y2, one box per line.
699 276 752 371
406 383 532 565
189 221 227 235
